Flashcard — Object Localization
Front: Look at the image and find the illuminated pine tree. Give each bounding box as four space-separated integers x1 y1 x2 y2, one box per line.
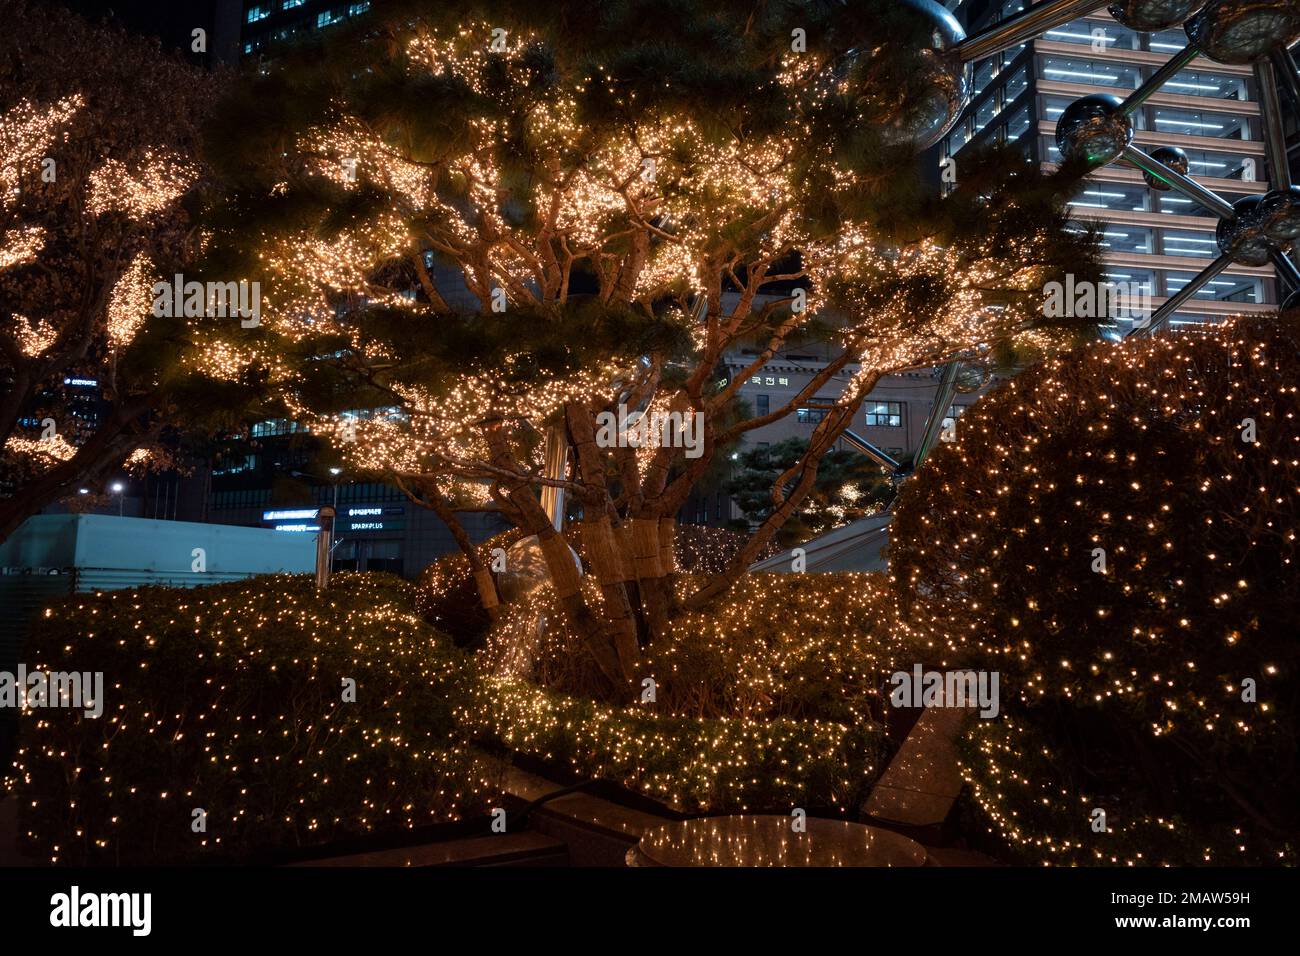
202 0 1099 688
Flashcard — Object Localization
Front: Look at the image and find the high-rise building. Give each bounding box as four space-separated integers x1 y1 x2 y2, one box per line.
239 0 372 56
944 0 1283 329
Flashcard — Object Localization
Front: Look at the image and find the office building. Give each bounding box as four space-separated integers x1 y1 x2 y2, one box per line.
943 0 1283 328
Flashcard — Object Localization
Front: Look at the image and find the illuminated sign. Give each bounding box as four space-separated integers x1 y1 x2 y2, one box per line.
344 519 406 533
63 377 98 387
262 508 319 521
273 523 319 532
347 507 382 517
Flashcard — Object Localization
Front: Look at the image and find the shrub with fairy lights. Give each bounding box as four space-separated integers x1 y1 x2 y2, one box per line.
415 528 523 644
10 573 499 864
463 572 948 812
414 524 779 645
890 314 1300 865
482 573 935 719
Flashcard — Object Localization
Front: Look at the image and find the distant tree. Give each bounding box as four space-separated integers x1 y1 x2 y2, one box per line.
724 437 891 546
0 0 254 541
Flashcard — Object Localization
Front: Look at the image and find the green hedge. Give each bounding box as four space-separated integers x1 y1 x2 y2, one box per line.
9 573 498 864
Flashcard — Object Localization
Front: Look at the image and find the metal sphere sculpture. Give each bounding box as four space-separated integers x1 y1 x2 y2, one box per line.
1031 0 1300 333
1258 185 1300 242
1185 0 1300 63
1216 196 1277 265
1108 0 1207 31
871 0 972 148
1141 146 1190 190
1055 94 1134 165
775 0 1300 483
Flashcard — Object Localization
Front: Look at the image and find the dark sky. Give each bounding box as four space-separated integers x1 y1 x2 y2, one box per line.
45 0 236 65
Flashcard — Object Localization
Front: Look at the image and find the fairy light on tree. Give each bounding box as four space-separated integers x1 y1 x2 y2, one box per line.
203 0 1101 689
0 2 257 542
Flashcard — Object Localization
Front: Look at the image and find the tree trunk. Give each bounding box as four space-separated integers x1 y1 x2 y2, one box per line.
578 516 641 674
420 486 501 619
484 420 630 689
564 401 643 669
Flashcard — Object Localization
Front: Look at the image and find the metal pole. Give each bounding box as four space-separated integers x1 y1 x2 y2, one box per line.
1268 46 1300 115
1270 247 1300 293
841 429 902 471
1255 60 1293 190
1252 59 1298 292
316 506 335 589
1120 145 1236 219
913 362 962 469
540 424 567 532
1136 253 1233 336
1120 44 1199 114
956 0 1101 63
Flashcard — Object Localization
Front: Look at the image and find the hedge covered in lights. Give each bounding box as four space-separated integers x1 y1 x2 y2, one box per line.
414 525 778 644
481 572 943 719
890 314 1300 865
459 675 886 814
10 573 499 864
466 573 945 811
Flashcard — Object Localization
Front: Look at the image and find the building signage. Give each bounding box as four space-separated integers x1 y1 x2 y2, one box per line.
344 519 406 533
263 508 320 521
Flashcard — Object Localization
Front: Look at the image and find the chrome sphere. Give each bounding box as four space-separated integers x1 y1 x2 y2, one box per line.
1216 195 1274 265
1141 145 1191 190
953 361 992 393
1259 185 1300 243
1108 0 1206 31
499 534 582 603
878 0 971 149
1186 0 1300 64
1055 94 1134 166
1284 286 1300 310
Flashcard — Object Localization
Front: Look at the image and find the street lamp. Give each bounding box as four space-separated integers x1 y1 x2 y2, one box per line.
291 468 344 512
329 467 342 510
111 481 125 516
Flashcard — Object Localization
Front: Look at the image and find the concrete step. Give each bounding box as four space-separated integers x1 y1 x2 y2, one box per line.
501 766 675 866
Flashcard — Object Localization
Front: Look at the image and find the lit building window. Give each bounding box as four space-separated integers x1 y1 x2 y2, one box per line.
247 5 269 24
797 407 829 424
866 401 903 428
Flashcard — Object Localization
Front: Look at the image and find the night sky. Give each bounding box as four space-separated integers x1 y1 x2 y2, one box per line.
42 0 233 65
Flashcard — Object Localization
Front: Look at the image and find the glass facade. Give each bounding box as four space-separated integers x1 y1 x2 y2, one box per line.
945 5 1278 328
240 0 372 55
